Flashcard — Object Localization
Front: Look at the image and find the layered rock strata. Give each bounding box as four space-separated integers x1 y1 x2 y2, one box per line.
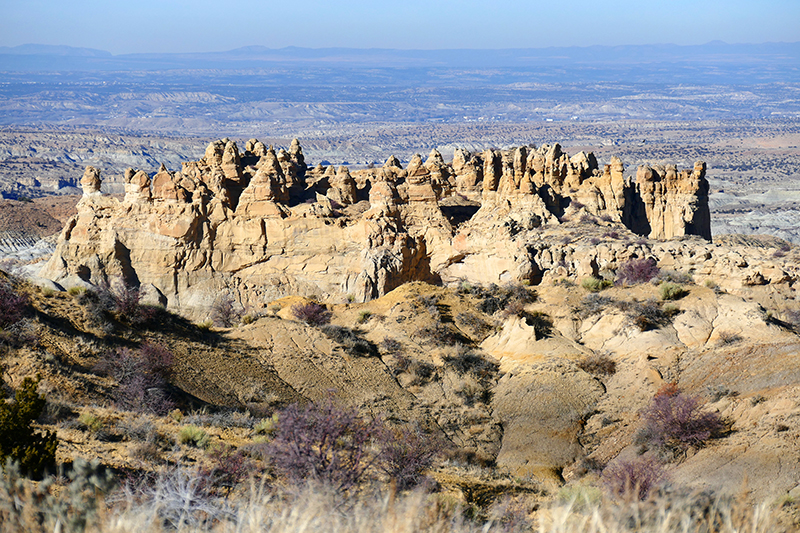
41 139 716 317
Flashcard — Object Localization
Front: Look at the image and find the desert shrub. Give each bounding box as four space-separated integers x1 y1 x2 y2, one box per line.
602 456 666 500
455 312 493 337
95 343 174 415
576 294 617 318
183 408 255 429
618 299 673 331
130 441 162 463
67 286 85 296
291 302 332 326
266 398 382 491
616 257 660 285
659 282 688 301
0 281 28 329
415 323 466 345
37 396 76 425
178 425 210 449
356 310 372 324
78 281 158 329
198 444 255 495
210 294 240 327
377 425 443 490
117 416 158 442
717 330 742 345
77 412 103 433
253 413 279 436
638 386 725 454
476 283 537 316
408 360 437 384
442 345 499 379
581 276 612 292
379 337 403 355
0 376 57 478
707 385 738 402
654 269 694 285
0 457 116 533
320 324 378 357
577 353 617 376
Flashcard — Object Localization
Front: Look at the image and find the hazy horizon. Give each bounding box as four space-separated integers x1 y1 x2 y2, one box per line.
2 0 798 55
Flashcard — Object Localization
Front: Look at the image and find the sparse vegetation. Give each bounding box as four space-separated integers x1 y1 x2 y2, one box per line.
577 353 617 376
618 299 675 331
442 344 499 379
602 456 666 501
291 302 332 326
356 310 372 324
210 294 241 327
717 330 743 345
94 343 174 415
320 324 378 356
659 281 688 301
576 293 617 317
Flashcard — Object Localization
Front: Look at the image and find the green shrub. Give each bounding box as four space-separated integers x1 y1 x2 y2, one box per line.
581 277 612 292
254 414 280 436
0 376 57 478
67 286 85 296
178 425 210 449
77 412 103 433
659 282 688 301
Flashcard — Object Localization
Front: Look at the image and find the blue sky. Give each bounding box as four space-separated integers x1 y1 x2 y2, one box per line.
1 0 798 54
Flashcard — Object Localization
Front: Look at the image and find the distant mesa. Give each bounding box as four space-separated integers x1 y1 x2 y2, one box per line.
41 138 713 317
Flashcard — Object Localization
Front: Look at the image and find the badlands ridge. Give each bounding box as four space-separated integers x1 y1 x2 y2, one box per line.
39 138 725 317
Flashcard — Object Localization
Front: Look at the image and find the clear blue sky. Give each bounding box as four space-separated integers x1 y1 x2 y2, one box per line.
2 0 798 54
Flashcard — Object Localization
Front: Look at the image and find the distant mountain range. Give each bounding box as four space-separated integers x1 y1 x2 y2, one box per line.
1 42 798 83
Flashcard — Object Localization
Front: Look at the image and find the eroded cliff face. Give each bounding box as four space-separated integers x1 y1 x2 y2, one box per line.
40 139 712 317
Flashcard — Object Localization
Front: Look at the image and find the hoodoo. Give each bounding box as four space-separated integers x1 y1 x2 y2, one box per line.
40 139 713 318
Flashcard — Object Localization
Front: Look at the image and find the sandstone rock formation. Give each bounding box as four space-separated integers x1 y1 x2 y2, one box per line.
41 139 719 318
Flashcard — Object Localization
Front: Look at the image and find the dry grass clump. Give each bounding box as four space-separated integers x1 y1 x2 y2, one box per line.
577 353 617 376
3 465 787 533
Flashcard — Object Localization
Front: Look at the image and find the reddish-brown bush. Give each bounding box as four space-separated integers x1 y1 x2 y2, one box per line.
639 386 724 453
266 398 382 490
616 258 660 285
602 456 666 500
291 302 332 326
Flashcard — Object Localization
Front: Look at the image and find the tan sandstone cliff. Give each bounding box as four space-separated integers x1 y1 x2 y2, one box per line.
40 139 715 318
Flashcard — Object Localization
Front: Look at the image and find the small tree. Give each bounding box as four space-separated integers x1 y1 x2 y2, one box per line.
0 376 57 478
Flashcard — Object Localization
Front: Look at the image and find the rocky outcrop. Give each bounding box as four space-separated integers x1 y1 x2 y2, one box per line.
41 139 716 318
